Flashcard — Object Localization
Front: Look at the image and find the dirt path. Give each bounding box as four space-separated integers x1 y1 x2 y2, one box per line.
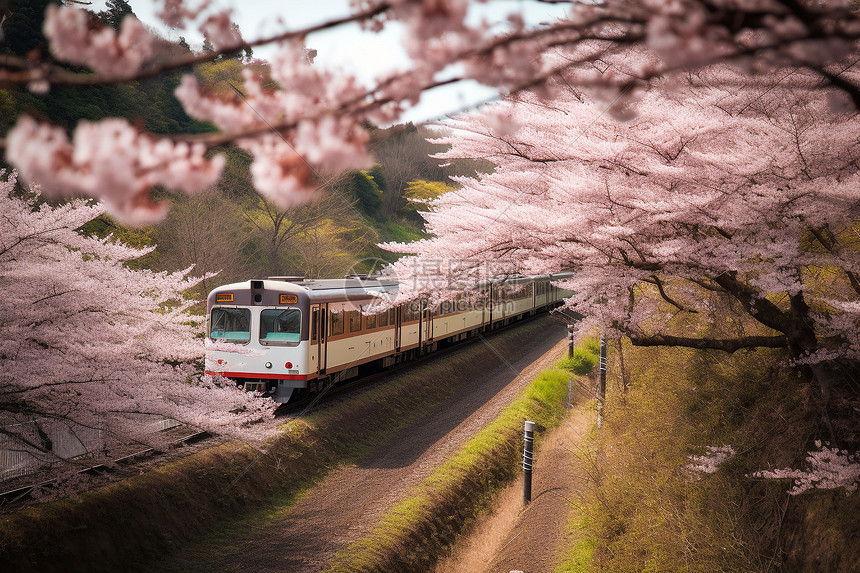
435 383 595 573
167 320 568 573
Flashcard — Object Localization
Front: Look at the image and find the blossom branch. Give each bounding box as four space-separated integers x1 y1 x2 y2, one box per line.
0 3 391 90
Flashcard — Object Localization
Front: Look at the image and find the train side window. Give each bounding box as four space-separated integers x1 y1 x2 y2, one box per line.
390 308 397 325
349 310 362 333
403 302 419 322
330 310 344 336
377 310 388 328
366 313 377 329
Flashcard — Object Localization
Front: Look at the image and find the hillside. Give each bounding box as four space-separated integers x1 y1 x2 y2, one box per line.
437 343 859 573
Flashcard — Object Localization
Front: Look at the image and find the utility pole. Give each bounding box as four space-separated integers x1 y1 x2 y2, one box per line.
567 324 574 359
597 338 606 428
523 420 535 504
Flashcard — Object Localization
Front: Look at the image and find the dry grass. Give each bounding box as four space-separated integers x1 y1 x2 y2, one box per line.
570 342 860 573
435 483 526 573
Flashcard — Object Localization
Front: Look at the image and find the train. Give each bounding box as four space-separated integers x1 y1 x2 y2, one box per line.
204 275 572 403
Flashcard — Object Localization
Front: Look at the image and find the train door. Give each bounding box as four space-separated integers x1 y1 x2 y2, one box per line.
423 301 433 343
317 304 327 373
488 285 495 327
394 306 401 352
429 304 434 341
310 304 320 373
482 287 489 328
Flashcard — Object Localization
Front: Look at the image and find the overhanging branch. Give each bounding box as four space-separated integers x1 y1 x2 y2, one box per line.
628 333 787 353
643 274 698 313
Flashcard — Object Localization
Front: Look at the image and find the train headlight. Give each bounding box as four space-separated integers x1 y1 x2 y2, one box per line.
265 362 272 369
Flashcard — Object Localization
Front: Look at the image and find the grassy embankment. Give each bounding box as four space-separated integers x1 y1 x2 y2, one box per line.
554 343 860 573
321 338 602 573
0 317 559 573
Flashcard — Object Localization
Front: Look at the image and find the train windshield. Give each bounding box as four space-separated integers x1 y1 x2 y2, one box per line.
260 308 301 346
209 308 251 343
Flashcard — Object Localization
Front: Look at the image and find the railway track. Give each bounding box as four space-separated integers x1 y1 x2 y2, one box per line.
273 322 506 418
0 429 212 507
0 349 446 509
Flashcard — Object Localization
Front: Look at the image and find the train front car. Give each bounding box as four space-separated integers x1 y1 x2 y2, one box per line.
205 279 310 403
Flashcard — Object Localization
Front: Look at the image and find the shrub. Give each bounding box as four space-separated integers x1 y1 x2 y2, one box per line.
558 344 599 375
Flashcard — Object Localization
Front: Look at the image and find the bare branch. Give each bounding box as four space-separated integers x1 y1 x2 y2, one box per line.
643 275 698 313
628 333 787 352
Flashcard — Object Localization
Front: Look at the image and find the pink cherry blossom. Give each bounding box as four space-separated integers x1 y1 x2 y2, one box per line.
6 117 225 224
687 445 736 477
157 0 212 29
5 0 860 221
43 5 157 78
750 441 860 494
199 9 243 51
0 170 277 465
173 39 373 205
384 64 860 378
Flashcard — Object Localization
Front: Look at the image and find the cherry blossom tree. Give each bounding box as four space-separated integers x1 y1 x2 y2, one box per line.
750 440 860 494
376 61 860 494
384 64 860 407
0 170 276 466
2 1 860 222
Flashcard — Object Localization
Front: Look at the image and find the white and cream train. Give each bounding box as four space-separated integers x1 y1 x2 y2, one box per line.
204 275 571 403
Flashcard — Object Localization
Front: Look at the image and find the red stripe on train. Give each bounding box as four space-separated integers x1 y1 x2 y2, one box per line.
205 371 308 381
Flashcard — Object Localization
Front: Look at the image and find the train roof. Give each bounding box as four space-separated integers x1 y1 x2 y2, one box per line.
206 277 399 309
297 278 400 292
211 277 397 290
207 273 574 309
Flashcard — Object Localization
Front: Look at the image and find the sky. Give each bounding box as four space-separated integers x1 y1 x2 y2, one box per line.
91 0 569 124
